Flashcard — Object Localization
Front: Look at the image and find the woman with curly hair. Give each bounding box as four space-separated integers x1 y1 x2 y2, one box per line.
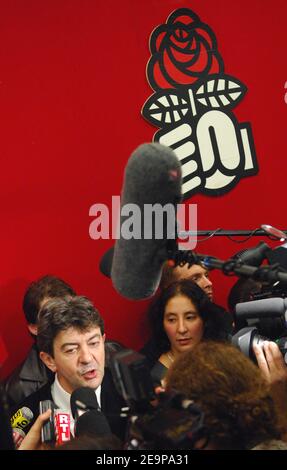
166 341 286 450
141 279 233 384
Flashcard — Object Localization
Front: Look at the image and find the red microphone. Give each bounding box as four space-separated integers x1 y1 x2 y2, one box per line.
12 428 26 449
54 411 71 445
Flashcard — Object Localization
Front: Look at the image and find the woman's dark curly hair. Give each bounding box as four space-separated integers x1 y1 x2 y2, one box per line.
166 341 282 449
147 279 232 358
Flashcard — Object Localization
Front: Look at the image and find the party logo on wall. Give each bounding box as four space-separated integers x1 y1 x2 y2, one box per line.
142 8 258 199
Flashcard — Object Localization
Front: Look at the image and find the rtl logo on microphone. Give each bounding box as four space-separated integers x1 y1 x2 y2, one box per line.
55 411 71 445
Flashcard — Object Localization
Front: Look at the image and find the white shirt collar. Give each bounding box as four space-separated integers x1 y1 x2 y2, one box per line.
51 374 72 412
51 375 102 434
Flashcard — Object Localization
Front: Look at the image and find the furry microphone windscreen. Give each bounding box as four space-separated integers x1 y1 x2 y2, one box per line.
111 143 182 300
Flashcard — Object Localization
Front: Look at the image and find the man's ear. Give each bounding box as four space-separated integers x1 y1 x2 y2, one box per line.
40 351 57 373
27 323 38 336
102 333 106 343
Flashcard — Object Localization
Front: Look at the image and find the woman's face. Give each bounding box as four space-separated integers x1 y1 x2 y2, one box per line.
163 294 204 356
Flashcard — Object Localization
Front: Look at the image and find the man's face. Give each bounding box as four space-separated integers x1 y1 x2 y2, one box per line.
174 264 213 301
41 326 105 394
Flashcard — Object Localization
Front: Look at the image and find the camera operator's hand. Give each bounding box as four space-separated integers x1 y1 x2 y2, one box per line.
18 409 52 450
253 341 287 440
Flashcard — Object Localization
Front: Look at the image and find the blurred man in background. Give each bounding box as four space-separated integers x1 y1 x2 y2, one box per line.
4 275 76 408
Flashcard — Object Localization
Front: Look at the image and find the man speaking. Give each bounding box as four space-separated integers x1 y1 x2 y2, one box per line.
10 296 127 442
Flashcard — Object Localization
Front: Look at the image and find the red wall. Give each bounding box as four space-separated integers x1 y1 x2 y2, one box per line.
0 0 286 379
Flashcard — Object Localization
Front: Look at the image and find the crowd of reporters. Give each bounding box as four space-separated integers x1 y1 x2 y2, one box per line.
1 258 287 451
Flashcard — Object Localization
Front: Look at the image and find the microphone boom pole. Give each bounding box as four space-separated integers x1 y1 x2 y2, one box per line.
195 253 287 285
179 229 287 237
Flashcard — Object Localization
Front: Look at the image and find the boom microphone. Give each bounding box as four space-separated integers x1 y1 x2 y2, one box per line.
111 143 182 300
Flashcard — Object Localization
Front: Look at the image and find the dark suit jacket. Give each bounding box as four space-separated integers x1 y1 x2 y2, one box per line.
4 344 53 410
10 369 128 442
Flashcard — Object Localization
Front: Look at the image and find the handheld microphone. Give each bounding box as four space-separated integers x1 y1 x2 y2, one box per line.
12 427 26 449
71 387 107 439
39 400 56 444
54 410 71 444
39 400 72 445
70 387 100 421
74 409 112 438
111 142 182 300
10 407 34 431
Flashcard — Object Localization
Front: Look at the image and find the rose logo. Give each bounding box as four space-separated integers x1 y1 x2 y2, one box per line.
147 8 224 90
142 8 258 199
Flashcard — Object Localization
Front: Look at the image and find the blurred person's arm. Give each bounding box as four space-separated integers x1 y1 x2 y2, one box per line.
18 409 52 450
253 341 287 440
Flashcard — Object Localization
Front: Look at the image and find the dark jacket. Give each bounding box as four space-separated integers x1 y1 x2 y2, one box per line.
10 369 127 442
4 344 53 410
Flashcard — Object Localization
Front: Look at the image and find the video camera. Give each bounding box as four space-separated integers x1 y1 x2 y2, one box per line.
228 236 287 363
232 326 287 363
232 297 287 364
251 282 287 301
111 349 207 450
